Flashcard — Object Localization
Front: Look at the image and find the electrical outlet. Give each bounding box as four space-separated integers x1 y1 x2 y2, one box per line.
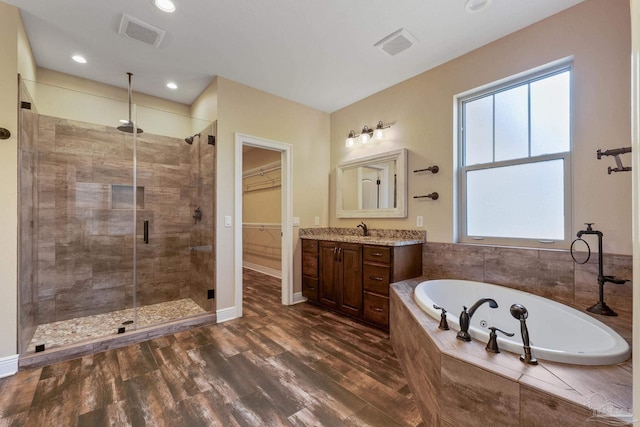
293 217 300 226
224 215 232 227
417 216 424 227
314 216 320 226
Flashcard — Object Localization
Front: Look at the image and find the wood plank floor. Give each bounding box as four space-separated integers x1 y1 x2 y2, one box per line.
0 269 423 426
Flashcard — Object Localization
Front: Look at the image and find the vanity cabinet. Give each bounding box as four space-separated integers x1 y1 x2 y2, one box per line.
301 240 319 302
319 241 362 317
362 245 422 329
301 238 422 330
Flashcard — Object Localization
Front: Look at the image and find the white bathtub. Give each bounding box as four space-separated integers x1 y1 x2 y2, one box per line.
414 279 630 365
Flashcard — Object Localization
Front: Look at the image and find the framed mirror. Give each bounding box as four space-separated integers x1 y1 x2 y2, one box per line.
336 148 407 218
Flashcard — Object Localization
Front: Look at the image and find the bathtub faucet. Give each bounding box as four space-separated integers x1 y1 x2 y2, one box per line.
456 298 498 342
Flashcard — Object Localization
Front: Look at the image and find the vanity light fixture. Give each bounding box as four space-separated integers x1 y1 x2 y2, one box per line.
344 121 391 147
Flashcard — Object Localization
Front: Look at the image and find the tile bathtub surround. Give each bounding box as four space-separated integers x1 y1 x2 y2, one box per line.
390 278 632 426
422 242 633 314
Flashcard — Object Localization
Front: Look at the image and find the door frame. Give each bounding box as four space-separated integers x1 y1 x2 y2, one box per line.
234 133 293 317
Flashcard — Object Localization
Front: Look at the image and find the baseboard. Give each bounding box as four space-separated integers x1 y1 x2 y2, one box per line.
292 292 307 304
242 261 282 279
216 306 238 323
0 354 19 378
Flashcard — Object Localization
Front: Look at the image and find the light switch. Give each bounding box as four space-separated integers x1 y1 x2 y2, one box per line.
224 215 232 227
417 216 424 227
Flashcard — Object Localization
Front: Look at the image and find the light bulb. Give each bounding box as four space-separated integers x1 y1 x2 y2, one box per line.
374 129 384 140
345 130 356 147
360 133 370 144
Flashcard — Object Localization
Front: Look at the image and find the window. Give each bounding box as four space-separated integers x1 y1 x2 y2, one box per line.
458 64 572 247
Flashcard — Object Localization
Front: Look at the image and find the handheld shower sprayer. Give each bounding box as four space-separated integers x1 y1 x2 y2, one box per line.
510 304 537 365
185 133 201 145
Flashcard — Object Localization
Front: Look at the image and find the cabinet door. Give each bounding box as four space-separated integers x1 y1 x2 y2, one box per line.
319 242 339 309
339 243 362 317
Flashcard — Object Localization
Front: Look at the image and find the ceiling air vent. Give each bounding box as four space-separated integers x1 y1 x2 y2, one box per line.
374 28 418 56
118 14 166 48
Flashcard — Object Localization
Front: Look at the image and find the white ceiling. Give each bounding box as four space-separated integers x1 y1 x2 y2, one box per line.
6 0 584 113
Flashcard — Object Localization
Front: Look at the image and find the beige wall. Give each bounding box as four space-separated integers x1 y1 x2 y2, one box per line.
32 69 193 138
214 77 330 309
0 2 22 358
330 0 632 255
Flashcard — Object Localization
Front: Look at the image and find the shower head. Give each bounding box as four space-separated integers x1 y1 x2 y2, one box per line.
510 303 528 320
117 72 143 134
185 133 201 145
117 121 143 134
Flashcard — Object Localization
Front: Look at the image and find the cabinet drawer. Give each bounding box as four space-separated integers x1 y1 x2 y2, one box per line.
302 253 318 277
363 264 390 295
363 292 389 326
302 277 319 301
363 246 391 263
302 239 318 253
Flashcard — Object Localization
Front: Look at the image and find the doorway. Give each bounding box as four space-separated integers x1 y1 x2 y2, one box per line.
234 134 293 318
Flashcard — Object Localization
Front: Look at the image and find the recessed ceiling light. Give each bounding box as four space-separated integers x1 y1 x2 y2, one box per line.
154 0 175 13
465 0 492 13
72 55 87 64
166 82 178 89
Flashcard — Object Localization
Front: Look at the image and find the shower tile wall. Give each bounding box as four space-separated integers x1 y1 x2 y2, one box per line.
188 122 216 311
34 114 196 324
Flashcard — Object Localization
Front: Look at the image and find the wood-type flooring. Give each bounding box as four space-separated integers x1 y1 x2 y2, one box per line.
0 269 423 426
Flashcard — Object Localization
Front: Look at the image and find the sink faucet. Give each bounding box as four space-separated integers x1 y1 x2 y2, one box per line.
456 298 498 342
357 222 368 237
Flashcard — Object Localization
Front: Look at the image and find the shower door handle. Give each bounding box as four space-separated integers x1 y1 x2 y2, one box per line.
144 220 149 244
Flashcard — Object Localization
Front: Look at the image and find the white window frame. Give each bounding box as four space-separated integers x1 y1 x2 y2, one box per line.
456 61 573 249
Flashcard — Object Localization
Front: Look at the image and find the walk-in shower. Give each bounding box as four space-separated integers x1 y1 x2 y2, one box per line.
17 77 217 368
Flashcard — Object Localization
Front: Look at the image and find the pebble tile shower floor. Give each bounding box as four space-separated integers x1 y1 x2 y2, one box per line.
26 299 206 353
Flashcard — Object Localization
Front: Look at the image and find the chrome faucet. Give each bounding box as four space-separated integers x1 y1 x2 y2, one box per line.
456 298 498 342
357 221 369 236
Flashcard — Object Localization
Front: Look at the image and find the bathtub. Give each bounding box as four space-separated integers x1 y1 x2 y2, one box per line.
414 279 630 365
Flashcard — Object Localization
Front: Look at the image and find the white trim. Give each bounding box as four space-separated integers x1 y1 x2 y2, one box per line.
235 134 294 319
0 354 19 378
216 306 238 323
242 261 282 279
292 292 307 304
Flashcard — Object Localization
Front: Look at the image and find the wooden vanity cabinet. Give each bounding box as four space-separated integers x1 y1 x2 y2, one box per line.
301 238 422 330
301 240 319 302
362 245 422 329
319 241 362 317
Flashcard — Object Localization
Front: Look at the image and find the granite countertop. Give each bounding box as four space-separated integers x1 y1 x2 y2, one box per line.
298 227 426 247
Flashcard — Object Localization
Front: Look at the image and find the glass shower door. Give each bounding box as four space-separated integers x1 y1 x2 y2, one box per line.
133 105 215 332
